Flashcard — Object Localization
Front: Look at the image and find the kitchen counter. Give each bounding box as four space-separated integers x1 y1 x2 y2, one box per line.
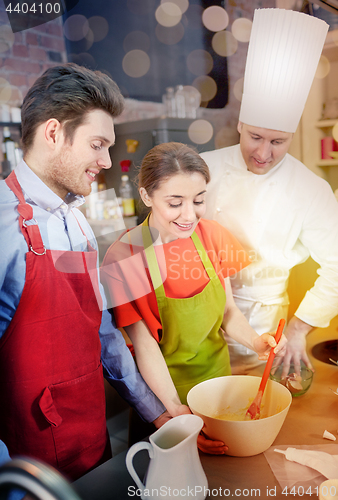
73 323 338 500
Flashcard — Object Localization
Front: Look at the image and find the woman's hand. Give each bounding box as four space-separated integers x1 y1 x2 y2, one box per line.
154 406 228 455
253 332 287 360
197 432 228 455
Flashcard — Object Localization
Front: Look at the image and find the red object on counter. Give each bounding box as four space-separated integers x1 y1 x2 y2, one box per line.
0 171 111 481
321 137 338 159
120 159 131 172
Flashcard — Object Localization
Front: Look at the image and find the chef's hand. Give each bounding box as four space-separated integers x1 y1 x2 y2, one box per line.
272 316 314 378
253 332 287 360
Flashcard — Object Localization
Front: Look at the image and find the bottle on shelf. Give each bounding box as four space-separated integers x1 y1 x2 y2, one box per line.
14 143 23 165
119 174 135 217
2 127 16 171
175 85 186 118
163 87 176 117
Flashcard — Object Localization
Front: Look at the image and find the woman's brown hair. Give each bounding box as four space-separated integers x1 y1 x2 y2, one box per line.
138 142 210 197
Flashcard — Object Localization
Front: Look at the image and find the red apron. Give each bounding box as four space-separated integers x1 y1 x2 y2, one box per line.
0 171 111 480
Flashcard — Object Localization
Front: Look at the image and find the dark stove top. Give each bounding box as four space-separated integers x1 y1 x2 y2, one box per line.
311 340 338 365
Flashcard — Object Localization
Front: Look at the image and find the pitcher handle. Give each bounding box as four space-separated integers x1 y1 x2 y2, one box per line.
126 441 153 493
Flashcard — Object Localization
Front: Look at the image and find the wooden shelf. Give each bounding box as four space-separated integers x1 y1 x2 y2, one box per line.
317 159 338 167
315 119 338 128
0 122 21 127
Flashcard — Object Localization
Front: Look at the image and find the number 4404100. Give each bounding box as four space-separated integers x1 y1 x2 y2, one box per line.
6 3 61 14
282 485 337 496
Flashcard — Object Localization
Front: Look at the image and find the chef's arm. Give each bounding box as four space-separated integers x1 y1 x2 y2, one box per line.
295 183 338 329
124 319 186 418
222 278 287 358
281 184 338 375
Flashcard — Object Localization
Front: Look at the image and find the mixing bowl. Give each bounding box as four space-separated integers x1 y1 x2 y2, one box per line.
270 362 313 397
187 375 292 457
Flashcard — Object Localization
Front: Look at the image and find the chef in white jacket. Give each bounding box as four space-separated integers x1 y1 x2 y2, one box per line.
201 9 338 375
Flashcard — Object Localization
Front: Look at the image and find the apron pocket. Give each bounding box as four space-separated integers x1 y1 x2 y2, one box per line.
39 387 62 427
44 363 107 468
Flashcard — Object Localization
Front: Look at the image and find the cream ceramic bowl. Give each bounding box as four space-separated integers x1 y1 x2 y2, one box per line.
187 375 292 457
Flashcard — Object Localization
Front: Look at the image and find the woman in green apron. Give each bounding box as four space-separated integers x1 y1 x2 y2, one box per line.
101 142 286 454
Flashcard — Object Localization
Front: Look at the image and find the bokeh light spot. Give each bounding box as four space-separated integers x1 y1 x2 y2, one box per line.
155 22 185 45
202 6 229 32
215 126 240 149
63 15 89 42
123 50 151 78
188 119 213 144
231 18 252 42
161 0 189 14
233 77 244 102
187 49 213 76
155 3 182 27
0 78 12 103
315 55 330 79
124 31 150 52
84 28 94 50
192 75 217 102
212 30 238 57
88 16 109 43
0 25 15 53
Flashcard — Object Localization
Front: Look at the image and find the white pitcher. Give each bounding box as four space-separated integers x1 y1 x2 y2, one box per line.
126 414 208 500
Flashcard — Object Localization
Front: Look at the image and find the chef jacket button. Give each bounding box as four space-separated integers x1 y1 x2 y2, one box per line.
60 204 67 210
46 207 51 212
216 207 221 213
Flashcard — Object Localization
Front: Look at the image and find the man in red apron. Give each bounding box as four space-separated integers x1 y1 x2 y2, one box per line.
0 64 167 481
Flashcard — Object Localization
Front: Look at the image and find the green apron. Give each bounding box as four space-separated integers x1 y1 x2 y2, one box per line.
142 217 231 404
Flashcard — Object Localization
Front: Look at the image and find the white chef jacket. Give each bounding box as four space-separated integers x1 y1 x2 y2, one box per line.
201 145 338 368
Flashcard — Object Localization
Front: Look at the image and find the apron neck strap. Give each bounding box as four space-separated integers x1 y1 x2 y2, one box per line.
142 214 166 296
5 171 46 255
142 214 218 298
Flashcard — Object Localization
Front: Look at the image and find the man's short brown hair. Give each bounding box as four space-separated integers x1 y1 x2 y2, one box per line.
21 63 124 153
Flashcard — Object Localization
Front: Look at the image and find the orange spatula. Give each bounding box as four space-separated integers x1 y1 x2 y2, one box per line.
245 318 286 420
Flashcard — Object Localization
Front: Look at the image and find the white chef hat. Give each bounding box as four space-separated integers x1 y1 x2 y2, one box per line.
239 9 329 133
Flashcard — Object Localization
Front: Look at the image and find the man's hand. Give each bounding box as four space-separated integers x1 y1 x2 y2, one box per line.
272 316 314 378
